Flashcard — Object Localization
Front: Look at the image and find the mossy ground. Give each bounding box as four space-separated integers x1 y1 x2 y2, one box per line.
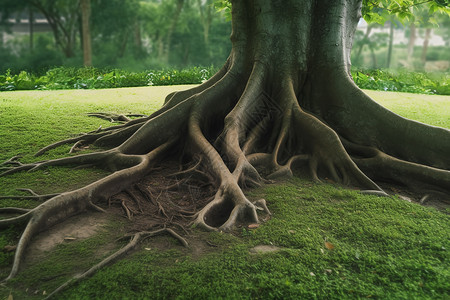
0 87 449 299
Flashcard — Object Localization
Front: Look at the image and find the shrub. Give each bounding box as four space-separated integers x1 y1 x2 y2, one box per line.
351 68 449 95
1 66 447 95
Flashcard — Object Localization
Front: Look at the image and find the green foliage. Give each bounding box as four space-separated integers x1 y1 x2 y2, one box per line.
214 0 232 20
352 68 450 95
1 67 447 96
362 0 449 25
0 66 218 91
147 67 214 86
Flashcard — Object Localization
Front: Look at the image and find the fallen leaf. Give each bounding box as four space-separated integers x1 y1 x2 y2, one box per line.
309 272 315 276
320 248 325 254
324 269 332 274
64 237 76 241
42 291 47 296
248 223 260 229
145 248 151 251
288 230 296 234
325 242 335 250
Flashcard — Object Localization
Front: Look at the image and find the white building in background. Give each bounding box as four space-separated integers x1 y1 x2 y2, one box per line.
1 12 52 45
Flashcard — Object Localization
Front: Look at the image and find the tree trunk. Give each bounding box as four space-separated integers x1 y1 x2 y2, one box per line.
407 23 416 66
354 23 373 65
134 19 143 58
29 8 34 53
2 0 449 287
370 47 377 68
118 32 128 58
163 0 184 63
386 21 394 68
29 0 79 58
198 0 214 60
81 0 92 66
421 28 431 66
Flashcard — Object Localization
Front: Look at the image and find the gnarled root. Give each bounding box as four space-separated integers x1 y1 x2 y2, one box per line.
2 57 450 285
45 227 187 299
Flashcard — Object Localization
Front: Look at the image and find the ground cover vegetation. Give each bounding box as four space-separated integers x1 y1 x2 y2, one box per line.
0 0 449 298
0 66 449 95
0 87 449 299
0 67 217 91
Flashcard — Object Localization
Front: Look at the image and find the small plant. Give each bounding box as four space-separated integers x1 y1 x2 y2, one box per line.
352 68 450 95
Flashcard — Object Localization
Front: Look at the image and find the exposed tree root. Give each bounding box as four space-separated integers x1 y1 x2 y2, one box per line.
44 227 188 299
87 112 148 123
1 48 449 289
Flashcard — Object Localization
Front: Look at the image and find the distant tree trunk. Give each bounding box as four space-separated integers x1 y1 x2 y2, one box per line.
119 32 128 58
183 43 190 65
421 28 431 66
81 0 92 66
156 33 164 58
29 0 79 58
386 21 394 68
29 8 34 53
407 23 416 65
134 19 143 57
163 0 184 63
354 24 373 65
370 47 377 68
198 0 214 59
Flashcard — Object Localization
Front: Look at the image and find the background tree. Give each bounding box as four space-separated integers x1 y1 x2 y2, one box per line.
1 0 449 295
80 0 91 66
353 24 389 68
90 0 140 62
27 0 80 58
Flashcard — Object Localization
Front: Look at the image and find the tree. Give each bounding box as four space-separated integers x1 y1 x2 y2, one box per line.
90 0 141 60
1 0 449 296
80 0 91 66
27 0 80 58
353 24 388 68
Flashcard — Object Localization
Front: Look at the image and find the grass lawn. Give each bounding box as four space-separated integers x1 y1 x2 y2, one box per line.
0 87 449 299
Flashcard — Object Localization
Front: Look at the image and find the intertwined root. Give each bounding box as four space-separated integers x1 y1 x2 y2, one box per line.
1 58 450 293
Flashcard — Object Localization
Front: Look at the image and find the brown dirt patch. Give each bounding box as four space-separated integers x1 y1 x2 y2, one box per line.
26 212 111 258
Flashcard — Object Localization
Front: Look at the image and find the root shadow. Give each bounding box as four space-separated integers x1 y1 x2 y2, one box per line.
203 199 234 228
